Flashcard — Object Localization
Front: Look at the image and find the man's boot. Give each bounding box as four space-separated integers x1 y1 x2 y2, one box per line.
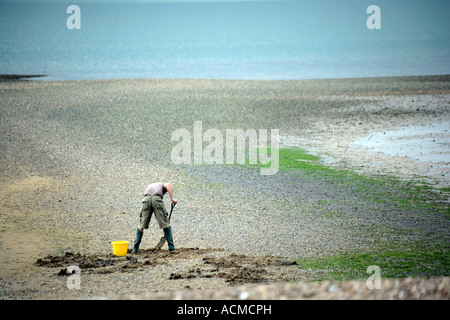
163 226 176 251
131 228 143 253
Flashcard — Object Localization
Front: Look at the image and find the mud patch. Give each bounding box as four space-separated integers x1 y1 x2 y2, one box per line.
170 253 296 285
35 248 297 285
35 248 218 275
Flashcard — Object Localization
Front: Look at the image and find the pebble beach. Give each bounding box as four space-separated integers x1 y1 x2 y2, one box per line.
0 75 449 300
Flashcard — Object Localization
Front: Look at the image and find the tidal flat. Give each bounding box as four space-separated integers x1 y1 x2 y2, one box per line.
0 76 448 299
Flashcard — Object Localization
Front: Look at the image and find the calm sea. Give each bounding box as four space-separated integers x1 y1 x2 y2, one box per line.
0 0 449 81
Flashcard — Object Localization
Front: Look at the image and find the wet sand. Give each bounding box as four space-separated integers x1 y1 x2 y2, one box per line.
283 93 450 188
0 75 449 299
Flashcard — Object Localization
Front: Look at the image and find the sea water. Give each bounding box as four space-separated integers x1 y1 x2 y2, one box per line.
0 0 449 81
353 121 450 164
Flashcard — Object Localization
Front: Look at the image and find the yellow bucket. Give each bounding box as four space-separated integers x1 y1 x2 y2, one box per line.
111 241 129 257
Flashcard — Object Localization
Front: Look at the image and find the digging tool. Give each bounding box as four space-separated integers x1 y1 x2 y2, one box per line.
154 202 176 250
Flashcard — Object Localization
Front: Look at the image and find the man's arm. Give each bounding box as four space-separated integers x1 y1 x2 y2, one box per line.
164 183 177 205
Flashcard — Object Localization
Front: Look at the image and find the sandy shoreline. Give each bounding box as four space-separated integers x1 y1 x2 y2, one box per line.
0 75 449 300
282 93 450 190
